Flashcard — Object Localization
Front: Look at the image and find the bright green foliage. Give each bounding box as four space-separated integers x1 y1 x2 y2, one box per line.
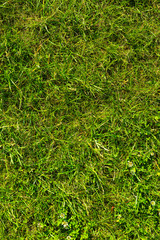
0 0 160 239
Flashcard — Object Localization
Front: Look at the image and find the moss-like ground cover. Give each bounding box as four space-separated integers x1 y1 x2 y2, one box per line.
0 0 160 239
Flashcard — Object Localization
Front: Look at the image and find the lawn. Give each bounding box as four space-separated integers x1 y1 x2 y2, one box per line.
0 0 160 239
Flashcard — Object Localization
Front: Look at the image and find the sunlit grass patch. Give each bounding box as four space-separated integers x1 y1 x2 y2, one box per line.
0 0 160 239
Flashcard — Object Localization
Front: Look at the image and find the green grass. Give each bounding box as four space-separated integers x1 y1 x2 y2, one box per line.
0 0 160 239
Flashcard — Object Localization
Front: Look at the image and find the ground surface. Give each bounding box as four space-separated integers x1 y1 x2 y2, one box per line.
0 0 160 239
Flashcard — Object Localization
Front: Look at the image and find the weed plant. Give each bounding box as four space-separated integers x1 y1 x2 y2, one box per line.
0 0 160 239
